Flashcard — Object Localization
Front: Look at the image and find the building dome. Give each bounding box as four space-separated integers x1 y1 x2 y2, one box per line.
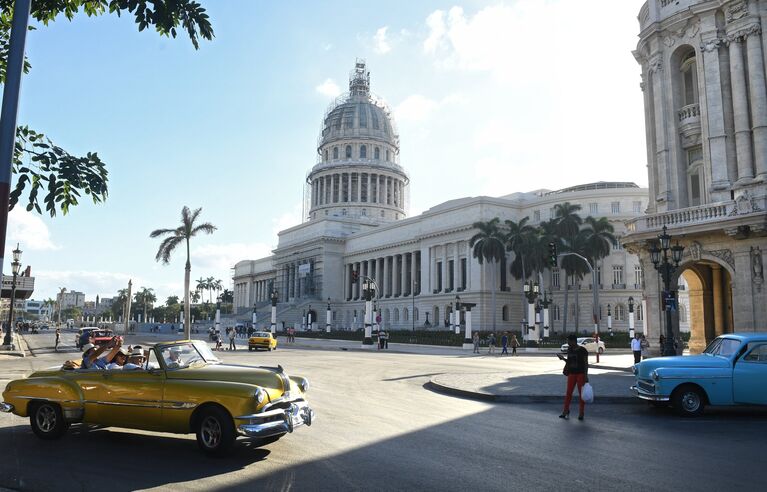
307 60 409 223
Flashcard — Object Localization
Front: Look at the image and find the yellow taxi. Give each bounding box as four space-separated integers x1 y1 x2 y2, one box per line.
249 331 278 352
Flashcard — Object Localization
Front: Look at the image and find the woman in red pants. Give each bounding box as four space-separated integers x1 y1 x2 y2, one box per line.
559 333 589 420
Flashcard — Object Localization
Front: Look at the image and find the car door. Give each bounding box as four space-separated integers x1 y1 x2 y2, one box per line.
582 338 595 352
732 343 767 405
98 355 165 430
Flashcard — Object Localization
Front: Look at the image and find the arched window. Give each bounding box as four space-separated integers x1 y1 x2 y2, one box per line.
394 309 399 322
384 309 390 322
386 149 390 161
636 303 644 321
324 150 328 162
371 110 379 130
341 208 347 216
345 145 352 159
614 304 626 321
361 208 367 216
434 306 439 325
502 305 509 322
333 147 339 159
414 308 419 321
360 145 367 159
680 50 698 107
403 308 409 321
552 304 560 321
374 147 380 160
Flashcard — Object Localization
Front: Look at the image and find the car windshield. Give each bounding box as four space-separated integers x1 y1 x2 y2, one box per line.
159 342 220 369
253 332 270 337
703 337 741 357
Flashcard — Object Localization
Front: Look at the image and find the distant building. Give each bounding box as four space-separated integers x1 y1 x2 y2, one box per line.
24 299 51 318
57 291 85 309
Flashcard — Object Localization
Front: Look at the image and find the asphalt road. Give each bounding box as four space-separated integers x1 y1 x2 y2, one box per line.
1 331 766 492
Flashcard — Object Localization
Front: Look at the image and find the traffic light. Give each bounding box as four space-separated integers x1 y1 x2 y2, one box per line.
548 242 558 268
352 270 359 283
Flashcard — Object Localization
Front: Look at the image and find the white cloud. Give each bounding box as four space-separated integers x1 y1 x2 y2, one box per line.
323 43 333 51
374 26 391 54
315 78 341 98
272 202 304 239
394 93 464 123
423 10 446 54
6 209 58 254
192 242 272 271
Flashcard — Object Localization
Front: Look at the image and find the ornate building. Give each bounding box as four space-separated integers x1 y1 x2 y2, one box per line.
625 0 767 353
234 61 651 336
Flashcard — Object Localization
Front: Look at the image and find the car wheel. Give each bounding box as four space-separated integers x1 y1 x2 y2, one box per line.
196 407 236 456
672 385 705 417
29 401 68 440
598 347 604 354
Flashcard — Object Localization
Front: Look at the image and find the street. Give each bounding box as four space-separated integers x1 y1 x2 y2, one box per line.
1 330 766 491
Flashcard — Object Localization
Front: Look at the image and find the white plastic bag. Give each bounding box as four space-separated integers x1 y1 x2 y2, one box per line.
582 383 594 403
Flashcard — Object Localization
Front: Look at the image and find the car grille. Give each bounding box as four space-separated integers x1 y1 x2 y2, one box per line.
637 380 655 393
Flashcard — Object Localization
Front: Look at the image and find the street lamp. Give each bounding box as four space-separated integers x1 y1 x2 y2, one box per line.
628 296 635 338
649 225 685 356
454 295 461 334
252 302 258 331
270 290 278 334
326 298 332 333
412 279 417 332
362 278 374 346
523 280 540 342
607 303 612 336
3 244 21 346
541 291 551 339
307 304 312 331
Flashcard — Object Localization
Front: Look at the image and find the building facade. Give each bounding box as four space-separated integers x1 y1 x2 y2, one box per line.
625 0 767 353
57 291 85 310
234 61 651 335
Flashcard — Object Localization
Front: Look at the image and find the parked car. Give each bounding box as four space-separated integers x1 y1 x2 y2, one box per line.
560 337 606 354
91 329 115 347
249 332 278 352
1 340 314 455
631 333 767 417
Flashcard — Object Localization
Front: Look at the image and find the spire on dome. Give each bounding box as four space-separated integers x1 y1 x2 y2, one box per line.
349 58 370 96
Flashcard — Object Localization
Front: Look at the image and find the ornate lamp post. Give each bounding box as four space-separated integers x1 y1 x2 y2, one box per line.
362 278 374 347
454 295 461 334
252 302 258 331
3 244 21 346
523 280 539 342
307 304 312 331
628 296 635 339
649 225 685 357
607 303 613 337
270 290 278 334
541 291 551 339
326 298 332 333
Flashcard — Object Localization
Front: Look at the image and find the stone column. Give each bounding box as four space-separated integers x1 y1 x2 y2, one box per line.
712 265 725 337
747 30 767 180
401 253 407 296
454 243 460 291
356 172 362 202
701 34 731 191
729 37 755 182
367 173 371 203
649 56 671 206
382 257 388 297
420 247 430 295
345 263 351 300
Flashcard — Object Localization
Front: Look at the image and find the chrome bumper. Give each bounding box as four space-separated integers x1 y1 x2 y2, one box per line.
630 385 670 402
0 402 14 413
236 401 315 438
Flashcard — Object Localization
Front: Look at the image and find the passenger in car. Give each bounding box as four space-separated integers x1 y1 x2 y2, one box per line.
106 347 130 369
124 347 146 370
165 348 184 368
81 337 123 369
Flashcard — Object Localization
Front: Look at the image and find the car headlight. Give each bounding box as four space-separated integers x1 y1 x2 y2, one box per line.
299 378 309 393
254 388 266 404
651 370 660 381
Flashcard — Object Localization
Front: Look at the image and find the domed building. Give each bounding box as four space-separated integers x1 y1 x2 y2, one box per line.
308 60 409 222
624 0 767 354
233 61 650 343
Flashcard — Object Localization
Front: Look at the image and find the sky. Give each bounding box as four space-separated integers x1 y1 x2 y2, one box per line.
6 0 649 304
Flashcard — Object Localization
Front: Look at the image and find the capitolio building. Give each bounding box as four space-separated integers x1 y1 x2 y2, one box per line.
624 0 766 353
233 60 651 339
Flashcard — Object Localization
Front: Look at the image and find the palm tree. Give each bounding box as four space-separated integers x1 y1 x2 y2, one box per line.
135 287 156 324
469 218 506 331
150 206 217 339
195 277 207 302
213 279 223 302
554 202 583 332
220 288 233 304
505 217 536 327
206 276 216 303
560 229 592 331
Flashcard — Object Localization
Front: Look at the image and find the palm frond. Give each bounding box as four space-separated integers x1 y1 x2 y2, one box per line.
149 227 178 238
155 236 184 264
191 222 217 236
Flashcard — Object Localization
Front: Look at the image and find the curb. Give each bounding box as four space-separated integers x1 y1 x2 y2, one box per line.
0 333 27 357
427 378 639 404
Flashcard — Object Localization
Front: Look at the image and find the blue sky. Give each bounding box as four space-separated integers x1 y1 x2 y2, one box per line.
7 0 648 303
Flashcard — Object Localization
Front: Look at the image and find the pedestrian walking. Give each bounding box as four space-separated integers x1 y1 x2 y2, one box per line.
511 334 519 355
501 332 509 355
488 332 496 354
228 328 236 351
631 333 642 364
472 332 480 353
558 333 589 420
55 328 61 352
640 334 650 360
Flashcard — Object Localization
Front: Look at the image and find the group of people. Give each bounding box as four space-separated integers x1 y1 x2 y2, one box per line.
630 333 652 363
79 336 147 370
474 332 520 355
377 330 389 349
285 327 296 343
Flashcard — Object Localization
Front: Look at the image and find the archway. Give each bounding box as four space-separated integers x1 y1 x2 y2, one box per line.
675 260 733 354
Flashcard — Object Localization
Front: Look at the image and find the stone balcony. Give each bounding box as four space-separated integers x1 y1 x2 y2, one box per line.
677 103 701 137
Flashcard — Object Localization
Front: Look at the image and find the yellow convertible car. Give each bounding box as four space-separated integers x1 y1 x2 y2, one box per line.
0 340 314 456
249 331 278 351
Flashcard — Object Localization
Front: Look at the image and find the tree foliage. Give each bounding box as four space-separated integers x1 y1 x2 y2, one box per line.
0 0 214 216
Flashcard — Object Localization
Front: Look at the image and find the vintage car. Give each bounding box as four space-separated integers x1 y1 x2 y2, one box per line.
560 337 606 354
74 327 99 349
631 333 767 416
91 329 115 347
249 331 278 352
0 340 314 455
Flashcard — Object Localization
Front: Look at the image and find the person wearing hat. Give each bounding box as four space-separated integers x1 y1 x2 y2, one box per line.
124 347 146 370
165 347 184 368
81 336 123 370
106 347 130 370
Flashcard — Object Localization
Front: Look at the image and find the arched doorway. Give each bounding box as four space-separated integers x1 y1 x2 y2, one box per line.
674 260 733 354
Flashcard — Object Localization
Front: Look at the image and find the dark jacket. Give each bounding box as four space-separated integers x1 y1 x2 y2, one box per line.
564 345 589 375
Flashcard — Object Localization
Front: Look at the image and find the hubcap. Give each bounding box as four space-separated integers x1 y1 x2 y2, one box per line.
36 405 57 433
682 391 700 412
200 416 221 448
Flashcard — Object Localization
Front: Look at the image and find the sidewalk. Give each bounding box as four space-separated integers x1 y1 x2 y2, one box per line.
429 353 639 404
0 332 28 358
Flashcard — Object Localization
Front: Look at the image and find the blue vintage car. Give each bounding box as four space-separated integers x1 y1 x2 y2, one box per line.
631 333 767 416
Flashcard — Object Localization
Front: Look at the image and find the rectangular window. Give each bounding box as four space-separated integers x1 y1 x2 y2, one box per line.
690 172 701 206
634 265 643 286
611 201 620 214
333 175 339 202
552 268 560 287
589 203 598 214
437 262 443 292
351 173 358 202
361 173 368 202
633 201 642 213
342 173 349 202
533 210 541 222
448 260 455 290
461 258 467 289
370 174 377 203
612 265 624 285
687 146 703 165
